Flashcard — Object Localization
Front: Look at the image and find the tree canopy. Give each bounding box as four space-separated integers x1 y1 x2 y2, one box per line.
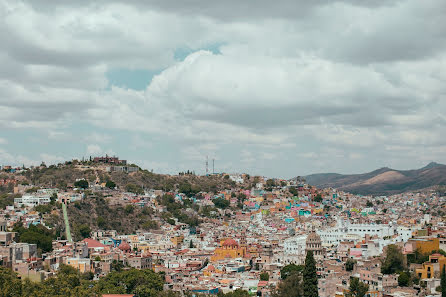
346 277 369 297
74 179 89 189
280 264 304 280
381 244 405 274
273 270 303 297
303 251 318 297
0 266 172 297
213 197 230 209
12 223 56 253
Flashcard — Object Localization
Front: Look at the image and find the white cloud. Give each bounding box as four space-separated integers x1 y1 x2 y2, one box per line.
1 0 446 176
40 153 65 165
86 144 102 156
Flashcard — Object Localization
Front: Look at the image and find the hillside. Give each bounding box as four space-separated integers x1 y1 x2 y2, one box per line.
7 161 248 241
303 162 446 195
19 162 239 194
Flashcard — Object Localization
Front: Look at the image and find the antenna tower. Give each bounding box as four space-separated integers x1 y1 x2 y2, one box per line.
205 156 209 176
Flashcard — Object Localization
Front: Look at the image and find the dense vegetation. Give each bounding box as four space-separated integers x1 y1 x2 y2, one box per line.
157 194 201 227
66 193 159 238
0 265 251 297
12 223 57 253
0 265 176 297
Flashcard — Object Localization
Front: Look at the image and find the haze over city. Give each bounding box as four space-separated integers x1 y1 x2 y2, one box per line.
1 0 446 178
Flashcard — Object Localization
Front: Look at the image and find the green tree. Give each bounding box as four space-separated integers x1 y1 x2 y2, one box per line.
280 264 304 280
366 201 373 207
125 204 135 214
105 180 116 189
74 179 89 189
50 192 58 204
218 289 250 297
78 224 91 239
303 251 318 297
126 183 144 195
289 187 298 196
13 224 55 253
178 182 200 197
260 272 270 281
346 277 369 297
0 266 23 296
273 271 302 297
398 271 411 287
266 179 276 188
346 259 356 271
142 220 159 230
314 194 323 203
213 197 230 209
95 269 164 296
381 245 405 274
111 260 124 272
97 216 106 229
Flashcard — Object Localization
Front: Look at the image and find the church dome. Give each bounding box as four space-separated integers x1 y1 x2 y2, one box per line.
222 238 239 247
306 231 321 243
119 241 131 252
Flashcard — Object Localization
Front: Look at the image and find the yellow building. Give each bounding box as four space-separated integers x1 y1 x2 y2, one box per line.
416 253 446 279
410 238 439 255
171 235 184 247
65 257 91 273
211 238 246 262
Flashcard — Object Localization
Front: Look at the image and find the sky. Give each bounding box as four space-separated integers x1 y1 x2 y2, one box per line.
0 0 445 178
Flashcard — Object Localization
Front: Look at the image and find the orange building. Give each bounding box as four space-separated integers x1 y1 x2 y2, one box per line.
416 253 446 279
409 238 439 255
211 238 246 262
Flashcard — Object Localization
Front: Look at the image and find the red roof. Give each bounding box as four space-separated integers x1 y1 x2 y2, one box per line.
222 238 238 247
83 238 108 248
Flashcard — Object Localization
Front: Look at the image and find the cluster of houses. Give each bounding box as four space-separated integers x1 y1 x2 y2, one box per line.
0 163 445 296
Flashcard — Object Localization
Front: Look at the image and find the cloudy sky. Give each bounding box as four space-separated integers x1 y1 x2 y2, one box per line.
1 0 445 178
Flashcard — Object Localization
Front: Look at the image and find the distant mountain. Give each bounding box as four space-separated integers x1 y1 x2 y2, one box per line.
303 162 446 195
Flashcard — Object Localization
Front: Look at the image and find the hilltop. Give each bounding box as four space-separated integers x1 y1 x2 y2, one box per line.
1 159 256 241
303 162 446 195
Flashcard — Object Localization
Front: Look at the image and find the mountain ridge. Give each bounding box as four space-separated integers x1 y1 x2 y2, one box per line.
302 162 446 195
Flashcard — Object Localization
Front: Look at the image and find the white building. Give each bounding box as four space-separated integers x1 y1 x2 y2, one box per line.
14 195 50 207
318 218 396 246
283 235 307 264
106 166 138 173
229 175 244 184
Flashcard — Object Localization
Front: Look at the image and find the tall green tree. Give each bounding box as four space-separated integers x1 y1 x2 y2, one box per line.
441 264 446 297
273 271 302 297
303 251 318 297
346 277 369 297
381 244 405 274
